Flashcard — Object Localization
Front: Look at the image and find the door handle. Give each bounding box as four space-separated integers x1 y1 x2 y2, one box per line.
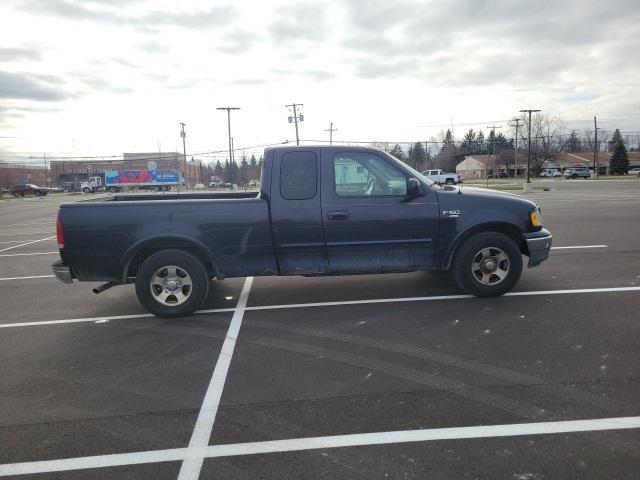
327 209 350 220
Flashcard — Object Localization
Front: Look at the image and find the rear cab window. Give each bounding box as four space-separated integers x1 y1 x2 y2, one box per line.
280 151 317 200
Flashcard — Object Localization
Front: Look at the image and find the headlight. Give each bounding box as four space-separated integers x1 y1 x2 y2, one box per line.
529 207 543 229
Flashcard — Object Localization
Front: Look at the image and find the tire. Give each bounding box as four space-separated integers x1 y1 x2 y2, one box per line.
571 174 577 179
83 187 91 193
109 186 118 193
135 250 210 318
452 232 523 297
445 178 455 185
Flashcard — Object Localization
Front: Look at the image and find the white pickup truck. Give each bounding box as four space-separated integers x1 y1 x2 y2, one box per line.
421 169 461 185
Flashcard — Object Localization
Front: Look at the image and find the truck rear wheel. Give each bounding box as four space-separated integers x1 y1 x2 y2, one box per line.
452 232 522 297
135 250 210 318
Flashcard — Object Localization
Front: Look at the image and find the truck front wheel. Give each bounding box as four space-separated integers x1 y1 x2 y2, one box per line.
135 250 210 318
452 232 522 297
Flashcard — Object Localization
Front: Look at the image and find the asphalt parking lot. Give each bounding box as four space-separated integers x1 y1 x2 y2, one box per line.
1 180 639 479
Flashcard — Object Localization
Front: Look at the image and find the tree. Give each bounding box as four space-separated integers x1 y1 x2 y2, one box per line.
239 156 249 187
408 141 427 170
475 131 486 154
213 160 224 179
389 144 405 161
608 129 623 152
249 154 257 167
565 131 582 152
609 140 629 175
460 129 476 156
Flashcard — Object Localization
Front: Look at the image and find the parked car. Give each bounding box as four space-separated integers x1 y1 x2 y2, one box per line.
627 167 640 177
421 169 461 184
53 145 552 318
539 169 562 178
563 166 591 179
9 184 49 197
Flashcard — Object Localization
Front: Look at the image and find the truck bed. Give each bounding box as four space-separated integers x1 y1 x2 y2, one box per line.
58 192 276 282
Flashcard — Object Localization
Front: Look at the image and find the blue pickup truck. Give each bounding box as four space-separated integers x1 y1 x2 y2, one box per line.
53 146 552 317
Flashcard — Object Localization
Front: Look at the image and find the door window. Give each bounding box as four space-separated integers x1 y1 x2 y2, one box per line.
334 153 407 197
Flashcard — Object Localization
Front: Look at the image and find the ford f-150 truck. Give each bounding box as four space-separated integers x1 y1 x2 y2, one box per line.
53 146 552 317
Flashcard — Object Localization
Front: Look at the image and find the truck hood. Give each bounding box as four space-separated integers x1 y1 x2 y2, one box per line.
440 185 537 208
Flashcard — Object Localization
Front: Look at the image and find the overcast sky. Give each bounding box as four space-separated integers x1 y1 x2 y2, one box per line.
1 0 639 161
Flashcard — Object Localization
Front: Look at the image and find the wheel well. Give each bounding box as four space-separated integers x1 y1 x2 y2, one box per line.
447 223 525 269
125 242 216 280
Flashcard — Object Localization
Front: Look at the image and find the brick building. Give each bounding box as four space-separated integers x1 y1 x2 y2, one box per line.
0 163 48 188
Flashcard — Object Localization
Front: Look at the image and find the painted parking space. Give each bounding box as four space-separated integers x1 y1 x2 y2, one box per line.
0 182 639 479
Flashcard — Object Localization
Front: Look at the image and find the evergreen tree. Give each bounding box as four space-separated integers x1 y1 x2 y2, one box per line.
566 131 582 152
608 129 623 152
476 131 486 154
389 144 405 161
408 141 427 170
609 141 630 174
460 129 476 156
213 160 224 179
249 154 257 167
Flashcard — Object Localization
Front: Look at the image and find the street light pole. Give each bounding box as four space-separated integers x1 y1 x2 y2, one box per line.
519 109 541 183
216 107 240 163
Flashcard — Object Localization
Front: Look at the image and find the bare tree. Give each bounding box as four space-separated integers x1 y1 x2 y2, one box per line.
516 113 566 174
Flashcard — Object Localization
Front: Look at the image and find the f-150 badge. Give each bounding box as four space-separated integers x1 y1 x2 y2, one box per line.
442 210 460 218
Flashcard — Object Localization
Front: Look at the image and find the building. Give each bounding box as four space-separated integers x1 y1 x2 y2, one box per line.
457 151 640 178
456 155 527 179
0 163 48 188
49 151 203 188
542 152 640 175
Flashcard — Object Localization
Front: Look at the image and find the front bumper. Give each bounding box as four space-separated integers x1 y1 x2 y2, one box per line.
52 259 73 284
522 229 552 267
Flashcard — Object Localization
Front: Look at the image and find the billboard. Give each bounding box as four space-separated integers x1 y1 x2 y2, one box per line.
105 169 181 186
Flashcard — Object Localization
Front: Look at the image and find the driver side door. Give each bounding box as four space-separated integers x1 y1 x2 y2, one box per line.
320 149 440 274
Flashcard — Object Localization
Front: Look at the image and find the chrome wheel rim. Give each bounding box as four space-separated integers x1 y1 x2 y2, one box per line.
471 247 510 286
150 266 192 306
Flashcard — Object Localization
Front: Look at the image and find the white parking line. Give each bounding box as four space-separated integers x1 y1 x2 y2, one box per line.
0 275 55 281
0 236 55 253
1 416 639 477
0 251 58 257
551 245 607 250
178 276 253 480
1 285 638 329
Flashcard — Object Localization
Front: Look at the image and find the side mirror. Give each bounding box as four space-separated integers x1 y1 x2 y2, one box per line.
407 177 421 197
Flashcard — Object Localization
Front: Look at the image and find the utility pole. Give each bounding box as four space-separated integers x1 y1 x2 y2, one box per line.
43 153 48 187
510 118 522 178
325 122 337 144
519 109 541 184
217 106 240 167
486 124 503 186
286 103 304 145
593 116 602 178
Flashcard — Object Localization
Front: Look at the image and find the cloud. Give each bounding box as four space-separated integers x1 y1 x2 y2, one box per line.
215 29 259 55
0 46 43 62
227 78 268 86
339 0 640 91
0 70 70 101
267 2 328 45
136 41 170 55
18 0 237 30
